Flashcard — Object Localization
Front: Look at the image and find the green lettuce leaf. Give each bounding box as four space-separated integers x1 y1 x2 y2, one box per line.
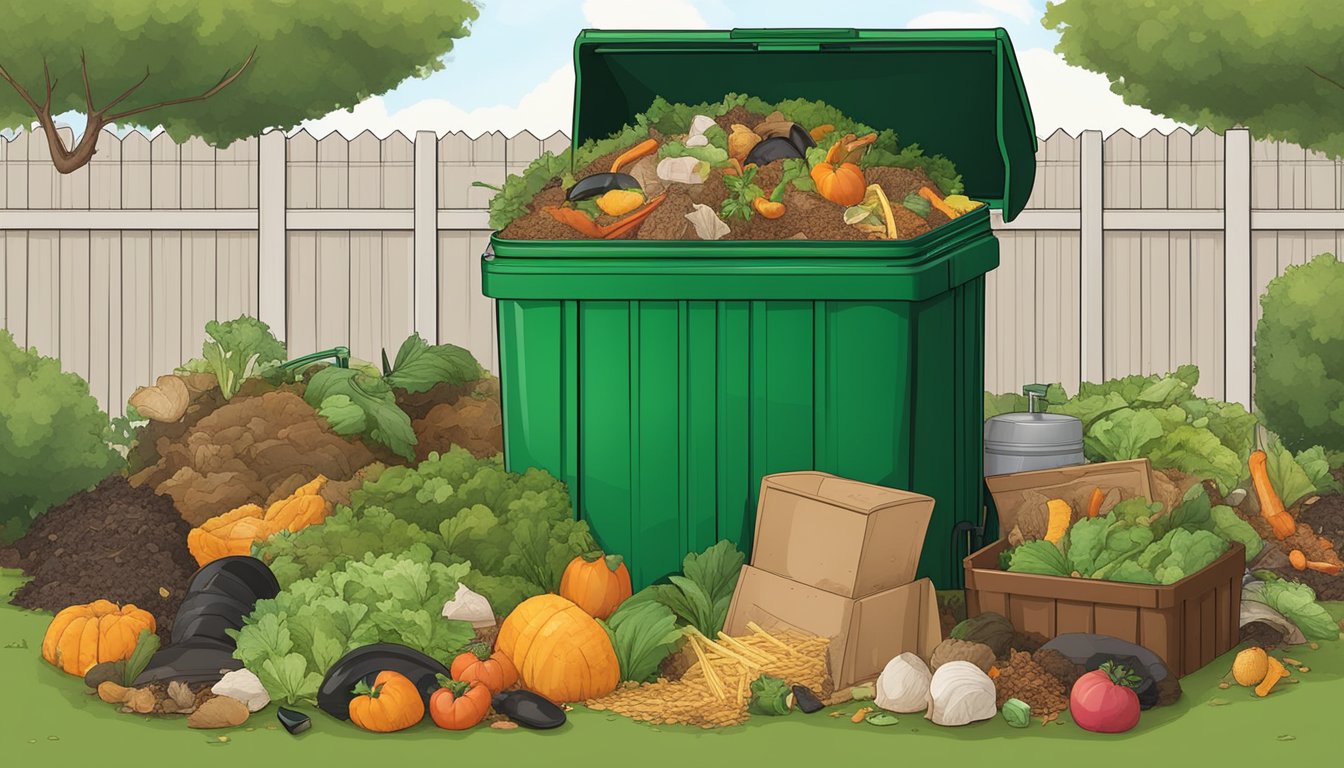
1007 540 1070 577
660 141 729 166
1106 560 1159 584
1150 484 1213 539
1084 408 1164 461
304 366 416 460
600 600 683 683
1264 438 1319 508
385 333 485 393
1150 529 1228 584
317 394 367 435
1244 580 1340 642
1209 504 1264 561
1295 445 1344 496
257 653 323 706
1144 424 1244 492
639 540 745 637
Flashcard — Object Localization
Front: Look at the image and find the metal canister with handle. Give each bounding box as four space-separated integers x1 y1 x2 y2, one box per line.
984 383 1085 477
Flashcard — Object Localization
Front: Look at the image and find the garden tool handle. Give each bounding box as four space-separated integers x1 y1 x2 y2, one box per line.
1023 383 1048 413
281 346 350 371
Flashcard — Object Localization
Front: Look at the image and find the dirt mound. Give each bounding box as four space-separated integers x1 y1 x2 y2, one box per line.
129 390 377 525
1 477 196 639
1284 493 1344 600
993 650 1070 721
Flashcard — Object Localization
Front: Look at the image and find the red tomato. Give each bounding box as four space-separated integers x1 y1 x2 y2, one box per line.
1069 662 1141 733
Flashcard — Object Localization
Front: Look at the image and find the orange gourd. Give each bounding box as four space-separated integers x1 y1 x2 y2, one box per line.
42 600 157 676
1248 450 1298 540
450 642 518 692
429 676 492 730
349 670 425 732
810 133 875 206
494 594 620 703
559 551 632 620
187 476 332 566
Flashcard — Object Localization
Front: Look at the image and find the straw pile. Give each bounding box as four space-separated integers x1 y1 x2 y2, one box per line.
586 622 831 728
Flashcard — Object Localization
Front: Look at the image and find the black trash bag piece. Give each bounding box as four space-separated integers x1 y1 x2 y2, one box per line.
566 172 640 202
169 607 247 647
277 706 312 735
186 556 280 602
491 690 566 729
786 123 817 154
318 643 450 721
132 636 243 686
1040 633 1179 710
174 590 254 622
792 685 824 714
744 136 805 167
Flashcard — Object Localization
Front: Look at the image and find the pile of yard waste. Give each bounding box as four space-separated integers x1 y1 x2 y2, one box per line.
490 94 982 241
125 317 502 525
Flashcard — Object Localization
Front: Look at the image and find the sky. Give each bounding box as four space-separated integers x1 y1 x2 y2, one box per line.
41 0 1189 142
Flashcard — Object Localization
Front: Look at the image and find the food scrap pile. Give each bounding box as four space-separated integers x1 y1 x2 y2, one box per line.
586 623 831 728
492 95 983 242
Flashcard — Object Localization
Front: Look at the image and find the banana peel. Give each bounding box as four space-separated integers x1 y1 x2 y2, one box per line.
843 184 898 240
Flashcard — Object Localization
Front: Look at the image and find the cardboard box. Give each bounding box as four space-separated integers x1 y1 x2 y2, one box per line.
985 458 1156 535
724 565 942 689
751 471 935 598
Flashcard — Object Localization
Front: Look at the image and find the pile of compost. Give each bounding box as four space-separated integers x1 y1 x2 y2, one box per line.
493 96 977 242
0 477 196 639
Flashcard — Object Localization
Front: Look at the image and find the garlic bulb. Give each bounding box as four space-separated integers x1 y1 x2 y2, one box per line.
441 583 496 629
925 660 996 726
874 652 931 713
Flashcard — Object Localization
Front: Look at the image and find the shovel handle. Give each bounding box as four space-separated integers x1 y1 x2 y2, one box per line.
282 346 351 371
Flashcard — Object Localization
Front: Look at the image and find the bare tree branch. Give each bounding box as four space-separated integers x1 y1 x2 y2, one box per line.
80 49 94 116
99 68 151 114
41 59 55 114
105 47 256 123
1307 65 1344 92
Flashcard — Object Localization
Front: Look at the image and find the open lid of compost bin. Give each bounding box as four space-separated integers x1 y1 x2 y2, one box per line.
572 27 1037 221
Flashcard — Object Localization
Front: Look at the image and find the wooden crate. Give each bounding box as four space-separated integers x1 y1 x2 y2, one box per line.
963 540 1244 678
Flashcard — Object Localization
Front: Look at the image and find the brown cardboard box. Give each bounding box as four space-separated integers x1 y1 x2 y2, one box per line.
751 471 935 598
724 565 942 689
985 458 1156 534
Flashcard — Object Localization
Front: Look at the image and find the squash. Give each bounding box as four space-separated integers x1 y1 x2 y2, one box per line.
42 600 157 676
495 594 620 703
810 133 874 206
349 670 425 732
1232 647 1268 687
1254 656 1289 697
559 551 632 620
429 675 492 730
1044 499 1073 545
450 643 518 692
187 476 332 566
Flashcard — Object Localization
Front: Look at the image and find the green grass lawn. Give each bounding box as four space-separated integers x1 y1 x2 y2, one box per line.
4 568 1342 767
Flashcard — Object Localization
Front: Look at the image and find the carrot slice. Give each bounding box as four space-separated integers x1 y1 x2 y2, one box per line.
598 193 667 239
918 186 959 219
1087 487 1105 518
610 139 659 173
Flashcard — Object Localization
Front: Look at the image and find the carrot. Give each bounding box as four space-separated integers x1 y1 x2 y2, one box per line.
544 192 668 239
610 139 658 173
918 186 959 219
1248 449 1298 539
1087 487 1105 518
1289 548 1343 575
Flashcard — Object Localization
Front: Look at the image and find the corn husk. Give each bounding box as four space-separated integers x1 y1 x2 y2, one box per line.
657 156 708 185
843 184 898 239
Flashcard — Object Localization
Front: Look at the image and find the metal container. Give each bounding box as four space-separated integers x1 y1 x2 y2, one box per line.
984 384 1084 477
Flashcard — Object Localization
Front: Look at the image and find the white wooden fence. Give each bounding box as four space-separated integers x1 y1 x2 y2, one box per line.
1 126 1342 416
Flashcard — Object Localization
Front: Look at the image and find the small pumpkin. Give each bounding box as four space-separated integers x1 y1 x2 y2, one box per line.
559 551 632 620
187 476 331 566
450 642 518 692
348 670 425 733
495 594 620 703
810 133 874 206
42 600 157 676
429 675 492 730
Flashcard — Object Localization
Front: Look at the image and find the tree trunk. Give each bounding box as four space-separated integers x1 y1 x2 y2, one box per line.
39 114 104 174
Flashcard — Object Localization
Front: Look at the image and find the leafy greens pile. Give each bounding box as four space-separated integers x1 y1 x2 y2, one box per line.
255 447 594 618
1005 484 1262 585
177 316 288 400
487 93 964 230
230 548 476 705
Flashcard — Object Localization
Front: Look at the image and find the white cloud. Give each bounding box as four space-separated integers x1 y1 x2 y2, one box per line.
977 0 1036 23
292 65 575 139
1015 48 1191 136
906 10 1006 29
581 0 709 28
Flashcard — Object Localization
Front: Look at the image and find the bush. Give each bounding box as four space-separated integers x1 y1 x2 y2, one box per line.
0 330 123 541
1255 254 1344 453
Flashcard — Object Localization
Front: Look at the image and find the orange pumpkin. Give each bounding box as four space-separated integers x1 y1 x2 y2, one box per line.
429 675 492 730
495 594 620 703
450 643 518 692
559 551 632 620
187 476 332 566
348 670 425 732
810 132 876 206
42 600 157 676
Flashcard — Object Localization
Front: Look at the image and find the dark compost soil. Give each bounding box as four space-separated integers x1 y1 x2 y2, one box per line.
0 477 196 640
1289 493 1344 601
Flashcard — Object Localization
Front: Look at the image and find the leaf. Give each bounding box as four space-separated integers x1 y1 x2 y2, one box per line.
1295 446 1344 496
303 366 417 460
1151 529 1227 584
122 630 161 687
1246 580 1340 642
1085 408 1165 461
385 333 484 393
317 394 367 435
984 391 1028 420
257 653 323 706
1264 438 1319 508
1106 560 1159 584
681 539 746 606
1145 425 1244 492
1006 540 1070 577
1151 484 1213 538
602 600 683 683
1209 505 1264 561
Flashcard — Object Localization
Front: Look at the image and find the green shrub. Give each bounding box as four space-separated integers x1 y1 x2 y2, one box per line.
1255 254 1344 453
0 330 122 541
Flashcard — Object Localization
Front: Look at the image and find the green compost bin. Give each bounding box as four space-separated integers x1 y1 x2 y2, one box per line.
482 28 1036 590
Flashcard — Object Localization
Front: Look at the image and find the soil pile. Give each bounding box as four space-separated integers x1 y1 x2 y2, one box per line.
1 477 196 639
1285 494 1344 600
993 650 1070 721
412 378 504 461
129 390 378 525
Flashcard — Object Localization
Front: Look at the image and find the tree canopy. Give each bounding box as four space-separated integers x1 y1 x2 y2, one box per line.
0 0 479 172
1044 0 1344 156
